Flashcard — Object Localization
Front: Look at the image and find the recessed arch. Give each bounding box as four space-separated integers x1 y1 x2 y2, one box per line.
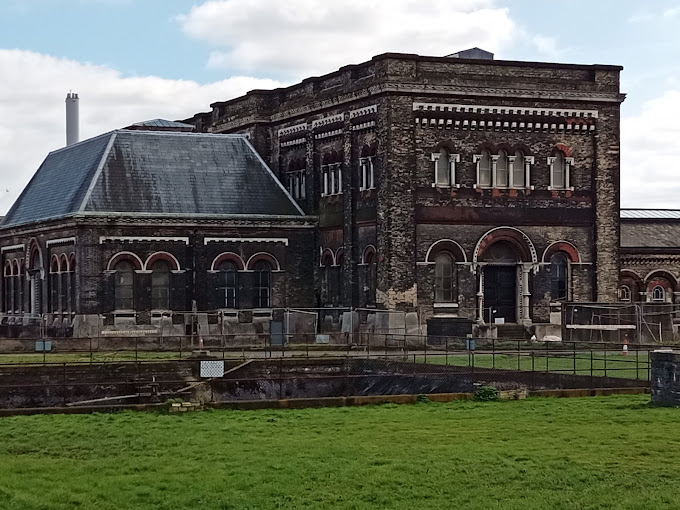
473 227 537 265
424 239 468 263
4 260 12 277
542 241 581 264
552 143 572 158
644 269 677 287
69 253 76 272
320 248 335 267
210 252 245 271
27 239 42 270
107 251 143 271
432 139 456 154
12 259 20 275
144 252 180 271
477 141 497 154
59 253 69 272
334 248 344 267
246 252 281 271
361 245 377 264
50 255 60 273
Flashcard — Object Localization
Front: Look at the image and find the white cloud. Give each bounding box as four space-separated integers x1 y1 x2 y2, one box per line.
621 88 680 207
179 0 518 79
0 49 283 214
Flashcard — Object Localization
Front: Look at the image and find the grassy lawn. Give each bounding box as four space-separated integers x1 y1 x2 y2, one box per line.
0 395 678 509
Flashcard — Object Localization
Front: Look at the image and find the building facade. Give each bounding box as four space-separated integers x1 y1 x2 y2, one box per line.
0 50 632 338
184 51 625 332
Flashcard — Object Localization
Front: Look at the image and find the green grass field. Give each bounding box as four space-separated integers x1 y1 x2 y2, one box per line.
0 395 678 509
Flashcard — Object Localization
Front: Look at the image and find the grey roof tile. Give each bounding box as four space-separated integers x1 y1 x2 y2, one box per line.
1 131 302 228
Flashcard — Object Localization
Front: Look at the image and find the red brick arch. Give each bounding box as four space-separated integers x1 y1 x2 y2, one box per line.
542 241 581 264
106 252 143 271
210 252 245 271
247 252 281 271
144 252 180 271
474 227 536 264
552 143 572 157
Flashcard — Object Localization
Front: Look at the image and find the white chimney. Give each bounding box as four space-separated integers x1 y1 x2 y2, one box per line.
65 92 79 146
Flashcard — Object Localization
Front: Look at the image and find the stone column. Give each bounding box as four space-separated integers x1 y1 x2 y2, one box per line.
521 264 532 326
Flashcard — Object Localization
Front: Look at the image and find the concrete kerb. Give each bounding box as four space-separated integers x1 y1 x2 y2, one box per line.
0 387 650 418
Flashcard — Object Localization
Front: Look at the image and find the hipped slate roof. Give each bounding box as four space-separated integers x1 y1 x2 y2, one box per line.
1 131 303 228
621 222 680 249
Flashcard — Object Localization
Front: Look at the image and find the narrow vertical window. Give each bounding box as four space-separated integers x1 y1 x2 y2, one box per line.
550 252 568 301
496 150 509 188
50 258 59 313
436 148 450 186
434 253 454 303
218 261 238 309
254 261 271 308
114 261 135 310
365 251 377 306
513 151 525 188
551 151 566 189
151 260 171 310
620 285 631 302
478 150 492 187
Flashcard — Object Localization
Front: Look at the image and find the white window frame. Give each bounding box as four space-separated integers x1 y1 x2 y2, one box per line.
359 157 375 191
473 152 492 189
431 152 460 188
548 155 574 191
321 165 329 196
620 285 631 302
287 170 306 200
509 155 534 189
652 285 665 302
321 164 342 196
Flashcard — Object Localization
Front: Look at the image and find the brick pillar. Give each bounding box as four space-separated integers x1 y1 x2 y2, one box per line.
376 95 417 310
594 103 622 302
342 114 357 308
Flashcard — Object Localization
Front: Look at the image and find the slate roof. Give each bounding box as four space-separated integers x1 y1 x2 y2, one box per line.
621 222 680 248
1 131 303 228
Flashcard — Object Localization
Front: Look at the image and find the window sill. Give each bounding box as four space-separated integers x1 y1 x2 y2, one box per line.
433 302 459 308
432 183 460 189
547 186 575 191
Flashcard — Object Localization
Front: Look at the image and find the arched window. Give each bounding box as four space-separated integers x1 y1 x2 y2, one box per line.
620 285 631 302
12 260 19 314
59 255 69 314
436 148 450 186
151 260 171 310
477 150 492 187
551 151 566 189
114 260 135 310
652 285 665 302
550 252 569 301
336 252 344 306
69 255 75 314
218 261 238 309
364 251 377 306
50 257 60 313
496 150 509 188
254 261 271 308
513 151 525 188
435 253 454 303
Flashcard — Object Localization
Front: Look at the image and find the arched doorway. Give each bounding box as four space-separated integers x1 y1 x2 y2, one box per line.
481 241 519 323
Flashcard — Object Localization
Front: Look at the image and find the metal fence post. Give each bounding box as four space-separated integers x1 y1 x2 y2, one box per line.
492 338 495 369
62 362 67 406
517 340 521 371
604 344 607 378
636 347 639 380
573 341 576 375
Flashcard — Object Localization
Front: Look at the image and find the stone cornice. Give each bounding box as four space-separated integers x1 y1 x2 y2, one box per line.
209 83 623 133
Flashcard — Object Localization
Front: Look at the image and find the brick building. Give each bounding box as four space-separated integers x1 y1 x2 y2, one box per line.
0 129 315 337
0 50 629 338
184 50 624 335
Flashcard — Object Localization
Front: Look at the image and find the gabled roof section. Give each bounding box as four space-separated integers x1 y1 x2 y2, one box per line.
621 209 680 220
1 130 303 229
2 133 114 228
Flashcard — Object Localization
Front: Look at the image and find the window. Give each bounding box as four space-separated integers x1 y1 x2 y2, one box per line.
432 149 459 187
434 253 454 303
496 150 509 188
254 261 271 308
620 285 631 302
475 150 492 188
50 258 59 313
549 151 573 190
364 250 377 306
114 260 135 310
321 163 343 196
550 252 569 301
218 261 238 308
287 171 306 200
652 285 665 302
512 151 525 188
151 260 171 310
335 252 344 306
3 261 12 313
359 157 375 191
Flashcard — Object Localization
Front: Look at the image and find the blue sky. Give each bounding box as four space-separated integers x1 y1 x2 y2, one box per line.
0 0 679 211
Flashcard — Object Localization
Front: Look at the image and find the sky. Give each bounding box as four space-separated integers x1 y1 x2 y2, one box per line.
0 0 679 213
